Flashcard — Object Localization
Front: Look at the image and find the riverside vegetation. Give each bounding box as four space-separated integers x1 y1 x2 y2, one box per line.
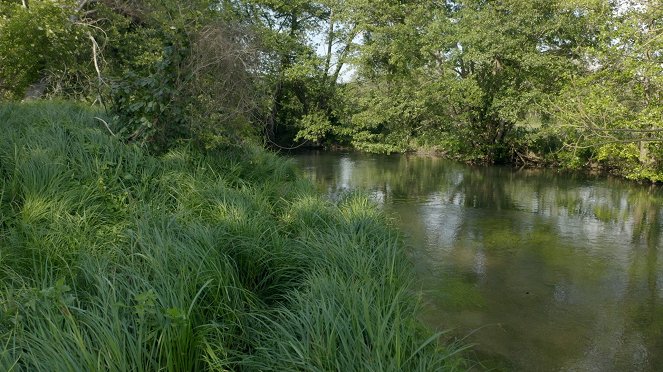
0 102 469 370
0 1 657 370
1 1 661 181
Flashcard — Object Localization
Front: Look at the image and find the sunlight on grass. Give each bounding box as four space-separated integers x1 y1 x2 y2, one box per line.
0 101 469 371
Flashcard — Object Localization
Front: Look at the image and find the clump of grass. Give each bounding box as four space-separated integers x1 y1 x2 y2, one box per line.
0 101 469 371
241 272 468 371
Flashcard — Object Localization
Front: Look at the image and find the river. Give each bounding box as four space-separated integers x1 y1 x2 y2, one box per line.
290 151 663 371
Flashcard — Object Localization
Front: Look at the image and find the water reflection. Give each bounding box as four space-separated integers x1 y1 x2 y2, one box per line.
292 151 663 371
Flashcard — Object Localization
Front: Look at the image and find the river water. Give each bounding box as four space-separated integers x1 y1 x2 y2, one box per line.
290 151 663 371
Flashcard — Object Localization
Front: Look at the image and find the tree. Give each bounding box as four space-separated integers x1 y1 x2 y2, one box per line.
0 0 91 99
549 0 663 180
338 1 601 160
105 0 262 150
226 0 370 148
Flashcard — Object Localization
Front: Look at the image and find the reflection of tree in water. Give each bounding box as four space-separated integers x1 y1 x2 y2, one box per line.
293 151 663 369
431 160 663 369
295 151 463 202
442 166 519 210
348 154 462 200
432 169 663 369
621 190 663 370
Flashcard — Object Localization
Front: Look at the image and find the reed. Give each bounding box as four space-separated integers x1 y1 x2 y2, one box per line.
0 101 468 371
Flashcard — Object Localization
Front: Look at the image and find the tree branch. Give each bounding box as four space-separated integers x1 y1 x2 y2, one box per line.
94 116 115 136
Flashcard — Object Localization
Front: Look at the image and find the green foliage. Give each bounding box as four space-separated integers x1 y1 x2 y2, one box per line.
0 102 468 370
294 109 334 142
109 37 191 150
0 1 260 150
234 0 363 148
0 1 89 99
1 0 659 180
547 2 663 181
104 3 261 151
342 0 601 162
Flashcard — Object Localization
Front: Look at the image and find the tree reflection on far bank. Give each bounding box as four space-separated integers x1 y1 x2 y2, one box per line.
293 151 663 371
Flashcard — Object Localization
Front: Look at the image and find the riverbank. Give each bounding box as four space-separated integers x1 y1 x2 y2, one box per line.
0 102 468 370
401 144 662 185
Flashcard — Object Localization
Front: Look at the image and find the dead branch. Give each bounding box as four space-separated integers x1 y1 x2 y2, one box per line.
94 116 115 136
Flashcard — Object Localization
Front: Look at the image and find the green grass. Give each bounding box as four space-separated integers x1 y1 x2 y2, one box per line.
0 101 469 371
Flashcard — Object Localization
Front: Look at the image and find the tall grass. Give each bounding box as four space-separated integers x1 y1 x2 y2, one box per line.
0 101 469 371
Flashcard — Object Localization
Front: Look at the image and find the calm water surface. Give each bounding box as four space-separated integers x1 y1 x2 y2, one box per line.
291 151 663 371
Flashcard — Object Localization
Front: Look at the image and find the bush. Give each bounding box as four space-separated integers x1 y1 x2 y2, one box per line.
0 1 91 99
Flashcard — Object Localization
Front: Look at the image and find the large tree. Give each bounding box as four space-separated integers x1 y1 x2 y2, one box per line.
342 0 603 161
549 0 663 180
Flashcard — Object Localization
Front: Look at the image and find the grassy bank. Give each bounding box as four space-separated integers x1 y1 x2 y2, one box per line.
0 102 467 371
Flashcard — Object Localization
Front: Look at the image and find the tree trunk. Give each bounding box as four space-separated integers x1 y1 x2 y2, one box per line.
639 141 650 165
323 9 334 80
